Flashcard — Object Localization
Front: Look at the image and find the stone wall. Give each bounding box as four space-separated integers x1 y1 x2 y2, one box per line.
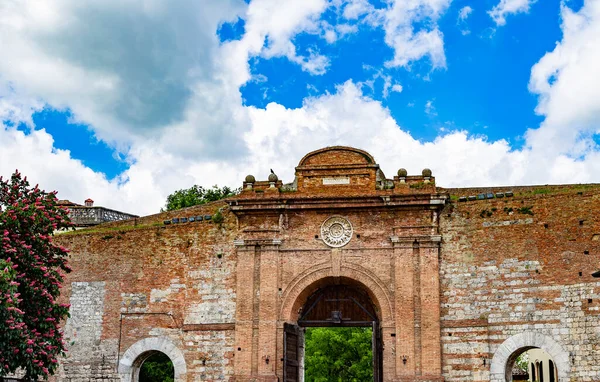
439 187 600 381
55 202 237 382
58 282 120 382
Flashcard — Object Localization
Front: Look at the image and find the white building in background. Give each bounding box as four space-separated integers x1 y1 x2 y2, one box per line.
527 348 558 382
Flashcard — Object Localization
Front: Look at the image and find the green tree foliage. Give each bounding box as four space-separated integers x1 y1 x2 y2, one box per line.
163 185 238 211
139 352 174 382
0 171 72 380
304 327 373 382
515 352 529 371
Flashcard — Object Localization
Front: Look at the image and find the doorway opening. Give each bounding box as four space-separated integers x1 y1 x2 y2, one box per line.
283 283 382 382
304 326 373 382
137 351 174 382
509 347 557 382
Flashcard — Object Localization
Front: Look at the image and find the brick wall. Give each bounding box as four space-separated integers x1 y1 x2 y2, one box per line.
439 187 600 381
52 147 600 382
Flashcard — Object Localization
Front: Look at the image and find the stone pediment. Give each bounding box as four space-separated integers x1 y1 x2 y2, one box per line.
297 146 375 168
295 146 380 192
235 145 439 201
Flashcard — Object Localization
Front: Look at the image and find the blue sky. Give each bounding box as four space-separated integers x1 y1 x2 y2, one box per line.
1 0 599 215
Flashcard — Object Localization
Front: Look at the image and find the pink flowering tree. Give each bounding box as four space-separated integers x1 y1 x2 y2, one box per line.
0 171 72 380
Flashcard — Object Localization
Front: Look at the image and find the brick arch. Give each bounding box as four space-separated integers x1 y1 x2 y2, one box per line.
280 263 393 325
298 146 375 166
118 337 187 382
490 332 570 382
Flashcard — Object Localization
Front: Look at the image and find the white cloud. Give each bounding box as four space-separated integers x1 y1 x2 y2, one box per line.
2 0 600 218
245 81 600 189
4 76 600 216
458 5 473 21
379 0 451 69
336 0 452 69
391 84 403 93
357 66 402 99
0 83 43 127
236 0 330 75
0 0 249 155
336 23 359 36
457 5 473 35
526 0 600 157
342 0 373 20
489 0 537 26
324 28 338 43
425 99 437 116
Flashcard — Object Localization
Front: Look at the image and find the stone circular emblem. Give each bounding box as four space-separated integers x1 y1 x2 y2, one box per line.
320 216 353 248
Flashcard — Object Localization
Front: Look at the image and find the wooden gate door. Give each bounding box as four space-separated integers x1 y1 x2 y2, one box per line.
372 321 383 382
283 323 301 382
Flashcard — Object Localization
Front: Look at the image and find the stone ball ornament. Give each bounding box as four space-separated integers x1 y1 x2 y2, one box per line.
397 168 408 177
245 175 256 183
321 216 353 248
268 172 278 182
422 168 432 177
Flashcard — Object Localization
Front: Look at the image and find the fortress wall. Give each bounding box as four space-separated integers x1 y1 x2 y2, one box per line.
54 202 237 382
440 188 600 381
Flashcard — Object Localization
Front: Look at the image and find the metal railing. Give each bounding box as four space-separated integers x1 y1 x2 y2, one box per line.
68 206 138 226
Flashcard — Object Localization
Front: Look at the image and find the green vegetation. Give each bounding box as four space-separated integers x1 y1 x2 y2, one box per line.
515 352 529 371
212 210 224 225
304 327 373 382
517 206 534 215
163 185 238 211
139 352 174 382
409 182 427 189
517 184 600 197
479 209 493 218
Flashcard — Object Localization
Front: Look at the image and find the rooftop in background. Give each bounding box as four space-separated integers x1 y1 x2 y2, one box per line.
59 198 138 228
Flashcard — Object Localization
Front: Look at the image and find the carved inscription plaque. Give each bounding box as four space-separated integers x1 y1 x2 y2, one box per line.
322 177 350 185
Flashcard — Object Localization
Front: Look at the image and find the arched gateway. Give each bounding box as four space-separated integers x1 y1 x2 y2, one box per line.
283 277 384 382
229 146 446 382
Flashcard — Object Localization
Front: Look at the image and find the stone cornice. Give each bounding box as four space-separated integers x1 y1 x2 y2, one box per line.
228 194 448 214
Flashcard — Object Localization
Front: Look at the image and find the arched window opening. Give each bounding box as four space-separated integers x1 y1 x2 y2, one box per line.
491 332 570 382
507 347 556 382
549 359 556 382
137 351 174 382
118 337 186 382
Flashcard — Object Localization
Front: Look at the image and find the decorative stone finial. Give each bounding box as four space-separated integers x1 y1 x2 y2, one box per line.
245 175 256 183
422 168 432 177
268 172 278 182
397 168 408 177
